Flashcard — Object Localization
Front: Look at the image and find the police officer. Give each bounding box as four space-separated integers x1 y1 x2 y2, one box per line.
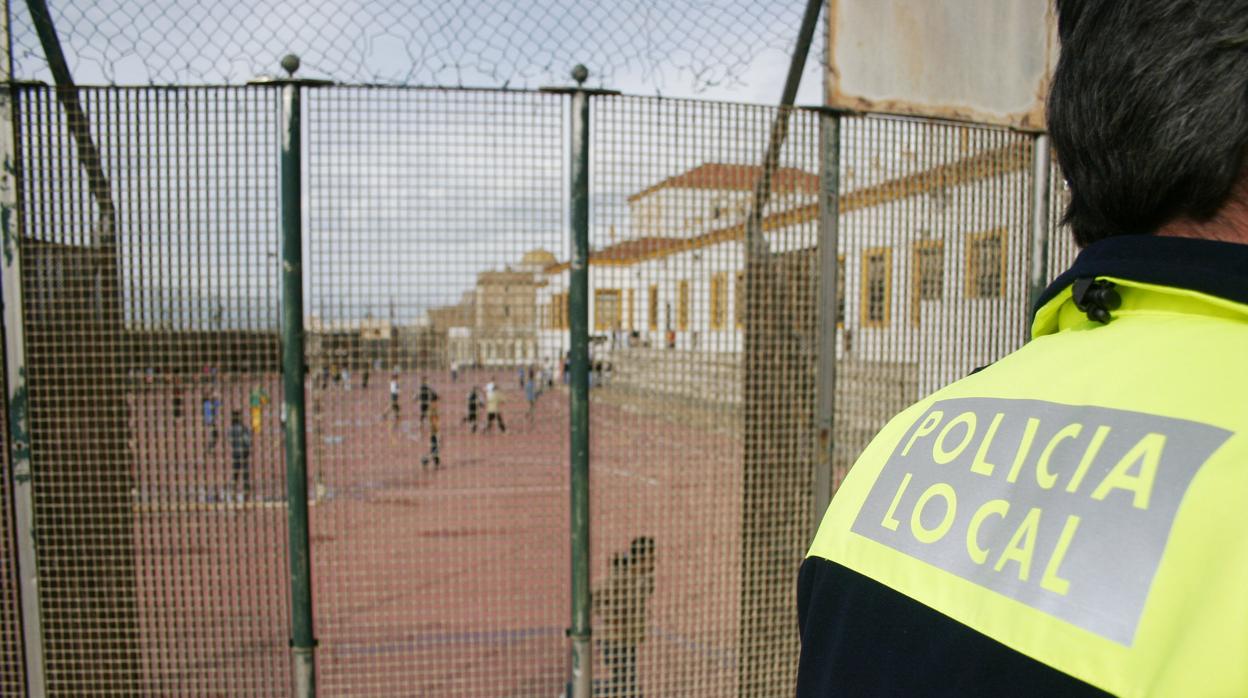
798 2 1248 696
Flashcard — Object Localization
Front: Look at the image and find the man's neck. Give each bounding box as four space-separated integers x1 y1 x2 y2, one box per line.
1155 180 1248 244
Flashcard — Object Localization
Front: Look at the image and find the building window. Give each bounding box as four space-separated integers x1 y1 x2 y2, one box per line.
911 241 944 325
966 228 1006 298
677 280 690 331
551 292 568 329
709 272 728 330
837 256 846 328
735 270 746 328
648 285 659 331
626 288 635 331
860 247 891 328
594 289 622 331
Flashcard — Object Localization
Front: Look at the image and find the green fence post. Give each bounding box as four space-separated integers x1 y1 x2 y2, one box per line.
540 64 618 698
567 64 593 698
277 54 317 697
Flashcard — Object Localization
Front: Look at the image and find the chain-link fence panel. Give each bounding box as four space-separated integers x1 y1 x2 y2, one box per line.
2 78 1060 696
303 86 570 695
0 353 24 698
829 115 1036 488
538 95 819 696
15 85 292 695
10 0 822 97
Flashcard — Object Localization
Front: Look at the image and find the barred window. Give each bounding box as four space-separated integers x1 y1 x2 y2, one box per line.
648 284 659 331
860 247 891 327
551 292 568 329
966 228 1006 299
837 256 846 327
911 241 944 324
594 289 622 331
734 270 746 328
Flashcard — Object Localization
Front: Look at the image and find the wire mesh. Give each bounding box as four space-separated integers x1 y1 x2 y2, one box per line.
10 0 822 97
545 95 820 696
14 85 291 694
1 79 1059 696
303 87 569 695
0 361 24 698
830 115 1035 488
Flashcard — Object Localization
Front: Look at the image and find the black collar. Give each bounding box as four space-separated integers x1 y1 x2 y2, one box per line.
1034 235 1248 314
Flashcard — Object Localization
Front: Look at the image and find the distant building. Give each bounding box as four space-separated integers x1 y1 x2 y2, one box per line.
434 248 556 368
536 149 1030 399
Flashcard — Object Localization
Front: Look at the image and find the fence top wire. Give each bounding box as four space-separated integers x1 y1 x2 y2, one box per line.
10 0 824 100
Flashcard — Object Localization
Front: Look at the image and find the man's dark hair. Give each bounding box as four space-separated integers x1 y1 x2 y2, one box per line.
1048 0 1248 246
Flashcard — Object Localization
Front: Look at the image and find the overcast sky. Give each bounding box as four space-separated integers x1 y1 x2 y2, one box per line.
10 1 824 329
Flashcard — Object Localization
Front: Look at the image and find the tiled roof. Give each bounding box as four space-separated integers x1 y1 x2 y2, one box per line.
590 236 686 263
627 163 819 203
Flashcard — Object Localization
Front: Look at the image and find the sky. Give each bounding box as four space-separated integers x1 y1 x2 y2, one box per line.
9 0 824 329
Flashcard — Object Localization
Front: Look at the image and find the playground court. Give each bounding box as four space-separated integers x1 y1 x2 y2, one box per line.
128 369 744 695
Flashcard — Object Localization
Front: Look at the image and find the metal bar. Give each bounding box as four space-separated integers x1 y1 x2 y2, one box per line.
567 72 592 698
1027 134 1052 323
812 111 840 538
2 84 46 697
23 0 116 245
745 0 824 255
280 79 316 697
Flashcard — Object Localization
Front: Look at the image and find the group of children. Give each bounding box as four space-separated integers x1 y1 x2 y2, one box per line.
386 374 522 469
187 385 269 503
181 367 541 498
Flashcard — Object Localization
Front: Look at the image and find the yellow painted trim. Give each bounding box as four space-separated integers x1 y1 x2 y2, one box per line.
677 280 690 331
709 272 728 330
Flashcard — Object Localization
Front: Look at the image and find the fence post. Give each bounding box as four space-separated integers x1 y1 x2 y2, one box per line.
541 64 618 698
275 54 318 697
812 108 841 538
1027 134 1052 319
566 63 594 698
2 83 47 695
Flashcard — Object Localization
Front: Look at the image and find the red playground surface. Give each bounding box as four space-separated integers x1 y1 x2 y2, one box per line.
128 368 743 696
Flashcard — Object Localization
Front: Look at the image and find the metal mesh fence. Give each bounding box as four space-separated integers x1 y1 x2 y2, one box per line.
15 86 291 694
10 0 821 96
0 355 24 697
303 87 570 695
0 82 1062 696
830 115 1036 488
559 96 820 696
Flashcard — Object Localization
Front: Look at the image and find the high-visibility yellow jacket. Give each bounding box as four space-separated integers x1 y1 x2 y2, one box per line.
799 236 1248 697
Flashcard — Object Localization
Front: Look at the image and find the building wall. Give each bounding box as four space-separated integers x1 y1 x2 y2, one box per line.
538 161 1028 399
